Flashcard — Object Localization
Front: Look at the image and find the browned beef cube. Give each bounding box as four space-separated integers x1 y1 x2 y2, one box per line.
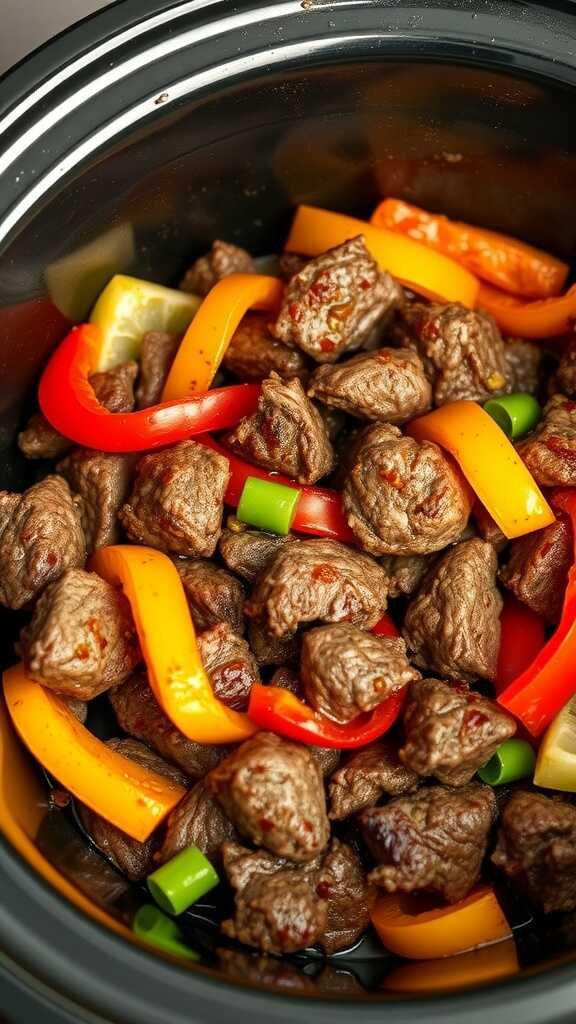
492 790 576 913
403 539 502 681
308 347 431 423
197 622 260 710
0 476 85 609
380 553 433 598
274 237 402 363
246 538 389 637
400 678 516 786
504 338 543 395
360 783 496 903
500 517 572 624
223 313 310 382
316 838 376 954
135 331 181 409
158 780 237 867
20 569 140 699
218 526 290 583
120 440 229 556
224 372 334 484
207 732 329 863
17 412 73 461
57 449 134 553
328 738 419 820
301 624 419 724
343 423 471 556
180 240 255 296
173 557 245 633
519 394 576 486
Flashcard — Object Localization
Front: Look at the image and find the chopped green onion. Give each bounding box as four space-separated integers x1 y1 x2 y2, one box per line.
133 904 199 960
483 393 541 440
478 738 536 786
147 845 219 916
237 475 301 535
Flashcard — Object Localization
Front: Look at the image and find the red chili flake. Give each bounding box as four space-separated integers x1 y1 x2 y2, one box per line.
316 881 331 899
564 400 576 413
378 467 404 490
161 470 174 486
545 436 576 463
260 818 274 833
289 302 303 323
310 279 332 301
319 338 336 353
75 643 90 662
46 552 57 567
464 708 489 731
312 563 340 584
360 279 372 291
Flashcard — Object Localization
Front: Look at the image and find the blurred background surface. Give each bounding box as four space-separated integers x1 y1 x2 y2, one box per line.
0 0 113 76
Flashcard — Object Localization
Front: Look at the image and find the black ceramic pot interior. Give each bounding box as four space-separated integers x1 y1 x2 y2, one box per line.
3 2 576 1022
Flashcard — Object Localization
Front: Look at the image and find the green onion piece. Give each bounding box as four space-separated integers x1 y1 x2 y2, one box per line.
478 738 536 786
147 845 219 916
483 393 541 440
237 475 301 535
133 904 199 960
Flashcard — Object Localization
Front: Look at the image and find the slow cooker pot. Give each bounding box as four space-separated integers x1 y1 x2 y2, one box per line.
2 0 576 1020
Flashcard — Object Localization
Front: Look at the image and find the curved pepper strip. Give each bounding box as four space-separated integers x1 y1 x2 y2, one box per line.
498 489 576 736
90 546 256 744
370 887 511 960
285 205 479 307
495 595 546 694
3 664 185 841
38 323 261 452
161 274 284 400
407 400 555 539
478 281 576 339
371 198 568 299
248 683 406 750
198 435 355 542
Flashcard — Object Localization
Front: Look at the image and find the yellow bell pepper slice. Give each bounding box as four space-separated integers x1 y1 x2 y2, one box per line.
534 694 576 791
407 400 555 539
161 274 283 400
3 664 185 842
90 546 257 744
284 205 479 308
371 886 512 960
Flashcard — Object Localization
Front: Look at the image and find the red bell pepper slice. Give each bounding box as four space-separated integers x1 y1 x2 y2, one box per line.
371 613 401 638
248 683 407 749
198 435 355 543
498 489 576 735
495 596 546 695
38 324 261 452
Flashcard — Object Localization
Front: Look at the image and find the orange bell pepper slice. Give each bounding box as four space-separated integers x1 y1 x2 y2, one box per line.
285 205 479 308
407 400 555 539
161 274 283 400
90 546 257 744
371 198 568 300
478 282 576 339
371 886 512 960
3 664 185 841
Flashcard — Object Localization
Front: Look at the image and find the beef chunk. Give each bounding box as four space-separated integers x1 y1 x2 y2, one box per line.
17 412 72 461
329 738 419 820
80 738 188 881
20 569 140 699
207 732 329 862
504 338 543 395
223 314 310 382
301 625 419 724
519 394 576 486
274 236 402 363
500 517 572 624
57 449 134 553
492 790 576 913
557 338 576 398
180 240 255 296
120 440 229 556
197 622 260 710
18 362 137 460
173 557 245 633
224 372 334 484
109 674 230 777
248 619 299 667
218 526 290 583
135 331 181 408
401 302 507 404
221 842 326 954
400 678 516 786
0 476 86 609
380 553 433 598
316 839 376 954
158 780 237 867
308 348 431 423
360 783 496 902
343 424 471 556
246 538 389 637
403 539 502 681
